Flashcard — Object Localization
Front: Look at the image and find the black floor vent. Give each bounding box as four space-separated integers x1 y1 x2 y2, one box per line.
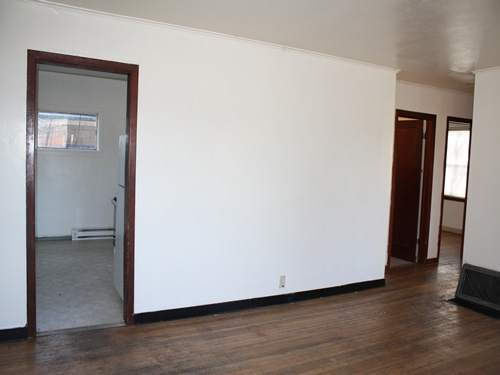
456 264 500 312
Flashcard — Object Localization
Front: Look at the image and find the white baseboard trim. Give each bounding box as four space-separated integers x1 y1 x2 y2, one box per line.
71 228 115 240
442 226 462 234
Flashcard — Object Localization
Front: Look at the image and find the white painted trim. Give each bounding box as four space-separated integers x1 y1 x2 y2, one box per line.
472 66 500 74
397 80 474 96
32 0 399 74
441 226 462 234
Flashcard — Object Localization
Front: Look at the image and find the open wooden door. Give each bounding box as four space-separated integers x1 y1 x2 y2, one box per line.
391 119 424 262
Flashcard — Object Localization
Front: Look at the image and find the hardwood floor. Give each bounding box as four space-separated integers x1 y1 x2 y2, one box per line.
1 232 499 374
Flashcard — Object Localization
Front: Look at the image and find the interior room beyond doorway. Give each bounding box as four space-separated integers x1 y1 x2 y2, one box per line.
34 64 128 334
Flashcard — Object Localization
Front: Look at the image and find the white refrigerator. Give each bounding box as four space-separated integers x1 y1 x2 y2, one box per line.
114 135 127 300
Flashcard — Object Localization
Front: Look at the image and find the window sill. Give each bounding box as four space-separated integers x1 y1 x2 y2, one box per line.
444 195 465 203
36 148 103 158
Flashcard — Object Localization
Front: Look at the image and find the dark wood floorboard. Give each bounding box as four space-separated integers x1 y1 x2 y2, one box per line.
1 232 499 374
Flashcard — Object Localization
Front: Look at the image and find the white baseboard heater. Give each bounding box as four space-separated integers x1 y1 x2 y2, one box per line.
71 228 115 240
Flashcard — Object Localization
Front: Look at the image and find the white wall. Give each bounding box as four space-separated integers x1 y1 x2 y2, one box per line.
442 200 464 232
36 71 127 237
395 81 473 259
0 0 396 329
463 68 500 271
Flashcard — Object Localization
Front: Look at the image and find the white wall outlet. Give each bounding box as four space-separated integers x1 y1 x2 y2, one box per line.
279 275 286 288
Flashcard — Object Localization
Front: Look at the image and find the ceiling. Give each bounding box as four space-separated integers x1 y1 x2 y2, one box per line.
38 0 500 93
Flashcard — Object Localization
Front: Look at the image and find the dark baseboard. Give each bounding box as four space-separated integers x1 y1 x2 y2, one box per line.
0 327 28 343
135 279 385 325
424 258 439 265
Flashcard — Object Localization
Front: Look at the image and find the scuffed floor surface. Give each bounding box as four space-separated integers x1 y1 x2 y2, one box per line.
2 233 499 374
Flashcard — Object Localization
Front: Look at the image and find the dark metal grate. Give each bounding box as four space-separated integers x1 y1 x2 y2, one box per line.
456 264 500 312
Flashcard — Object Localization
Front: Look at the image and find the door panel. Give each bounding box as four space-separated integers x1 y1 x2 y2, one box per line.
391 119 423 262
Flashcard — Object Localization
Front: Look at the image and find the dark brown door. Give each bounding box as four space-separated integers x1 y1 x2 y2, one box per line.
391 119 424 262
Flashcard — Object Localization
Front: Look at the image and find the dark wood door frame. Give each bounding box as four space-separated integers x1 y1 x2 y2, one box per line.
437 116 472 261
26 50 138 337
387 109 437 270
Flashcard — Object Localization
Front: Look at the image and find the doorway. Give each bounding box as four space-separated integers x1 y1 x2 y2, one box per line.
387 109 436 268
26 50 138 337
438 116 472 260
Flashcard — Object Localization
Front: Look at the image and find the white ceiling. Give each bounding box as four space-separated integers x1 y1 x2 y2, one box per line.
39 0 500 93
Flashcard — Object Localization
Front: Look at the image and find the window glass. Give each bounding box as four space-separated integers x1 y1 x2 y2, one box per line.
37 111 98 150
444 123 470 199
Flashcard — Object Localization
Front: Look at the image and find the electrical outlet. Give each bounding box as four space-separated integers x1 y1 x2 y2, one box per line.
279 275 286 288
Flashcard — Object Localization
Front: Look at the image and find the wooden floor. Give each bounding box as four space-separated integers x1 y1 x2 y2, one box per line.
2 232 499 374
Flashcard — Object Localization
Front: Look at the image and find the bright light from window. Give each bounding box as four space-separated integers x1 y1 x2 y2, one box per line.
444 124 470 199
37 111 98 150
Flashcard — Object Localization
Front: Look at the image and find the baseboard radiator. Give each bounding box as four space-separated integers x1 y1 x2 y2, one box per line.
71 228 115 240
456 263 500 312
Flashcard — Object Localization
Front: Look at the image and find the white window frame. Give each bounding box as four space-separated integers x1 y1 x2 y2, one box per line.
36 105 103 155
443 121 471 201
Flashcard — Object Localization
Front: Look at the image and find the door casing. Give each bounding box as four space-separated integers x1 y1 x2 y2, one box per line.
387 109 437 269
26 50 138 337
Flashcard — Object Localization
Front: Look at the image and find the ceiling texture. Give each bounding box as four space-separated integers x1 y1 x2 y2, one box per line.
38 0 500 93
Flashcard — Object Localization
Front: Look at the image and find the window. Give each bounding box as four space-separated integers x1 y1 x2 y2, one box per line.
444 121 471 200
37 111 98 150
